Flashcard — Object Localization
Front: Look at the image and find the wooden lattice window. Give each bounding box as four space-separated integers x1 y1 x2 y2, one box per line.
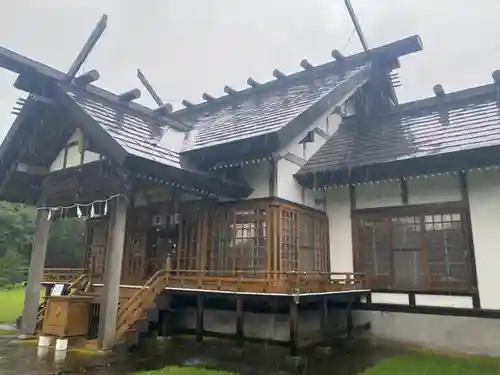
354 206 473 291
85 219 108 282
209 206 267 277
279 206 329 272
281 209 298 271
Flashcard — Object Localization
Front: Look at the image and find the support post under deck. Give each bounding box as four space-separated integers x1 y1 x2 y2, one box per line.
20 210 51 337
98 196 128 350
236 296 244 347
320 296 329 344
196 294 204 342
289 298 299 357
346 296 353 338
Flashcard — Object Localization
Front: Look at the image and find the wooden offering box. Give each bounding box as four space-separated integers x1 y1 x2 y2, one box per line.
42 295 94 337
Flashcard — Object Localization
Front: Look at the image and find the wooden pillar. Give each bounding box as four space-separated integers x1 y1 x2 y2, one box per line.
98 196 128 350
20 209 51 337
196 294 204 342
289 298 299 357
236 296 244 347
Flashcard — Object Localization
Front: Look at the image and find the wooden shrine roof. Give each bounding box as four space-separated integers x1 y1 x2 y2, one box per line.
296 81 500 188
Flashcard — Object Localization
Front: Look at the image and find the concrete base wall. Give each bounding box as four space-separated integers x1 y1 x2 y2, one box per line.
177 307 336 347
355 310 500 357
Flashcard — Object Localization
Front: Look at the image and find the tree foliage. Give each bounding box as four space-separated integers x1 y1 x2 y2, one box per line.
0 202 86 287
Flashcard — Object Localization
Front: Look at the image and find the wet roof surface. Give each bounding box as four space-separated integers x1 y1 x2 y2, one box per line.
298 91 500 175
177 64 370 151
66 90 182 168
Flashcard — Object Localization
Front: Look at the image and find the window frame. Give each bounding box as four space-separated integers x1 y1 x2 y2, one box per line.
352 202 476 293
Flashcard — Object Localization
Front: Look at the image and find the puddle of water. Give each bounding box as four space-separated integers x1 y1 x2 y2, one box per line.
0 335 406 375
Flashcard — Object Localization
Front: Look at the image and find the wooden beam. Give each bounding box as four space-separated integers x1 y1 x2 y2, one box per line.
181 100 196 108
223 85 238 96
300 59 313 70
331 49 345 61
118 89 141 102
247 77 260 88
273 69 286 79
400 177 408 205
74 69 100 86
283 152 306 167
344 0 369 52
202 93 216 101
313 126 330 140
66 14 108 79
136 68 164 108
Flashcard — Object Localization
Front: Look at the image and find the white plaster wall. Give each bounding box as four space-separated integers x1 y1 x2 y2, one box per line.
242 162 270 199
407 174 461 205
50 129 101 172
371 293 409 305
356 181 401 209
276 112 342 210
468 169 500 310
415 294 473 309
325 186 353 273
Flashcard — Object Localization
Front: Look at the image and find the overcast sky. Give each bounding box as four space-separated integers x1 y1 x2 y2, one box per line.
0 0 499 142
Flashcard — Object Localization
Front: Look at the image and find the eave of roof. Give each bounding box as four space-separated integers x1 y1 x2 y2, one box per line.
296 81 500 188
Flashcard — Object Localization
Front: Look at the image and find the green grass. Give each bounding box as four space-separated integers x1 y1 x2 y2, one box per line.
360 352 500 375
0 287 26 323
131 367 233 375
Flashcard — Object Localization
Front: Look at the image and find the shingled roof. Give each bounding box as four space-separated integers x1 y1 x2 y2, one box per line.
178 64 370 151
296 81 500 188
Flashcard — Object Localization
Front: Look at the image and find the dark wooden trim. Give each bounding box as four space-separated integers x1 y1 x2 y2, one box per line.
236 296 244 347
313 126 330 140
269 156 278 197
349 184 356 210
332 301 500 319
459 170 480 306
400 177 408 205
196 294 204 342
408 292 416 306
283 152 306 167
370 289 478 297
352 201 466 217
472 294 481 309
289 298 299 357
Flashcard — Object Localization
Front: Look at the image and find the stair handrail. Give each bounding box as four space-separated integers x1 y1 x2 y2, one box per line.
115 258 172 341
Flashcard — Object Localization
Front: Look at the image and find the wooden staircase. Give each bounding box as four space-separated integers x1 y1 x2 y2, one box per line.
115 267 171 343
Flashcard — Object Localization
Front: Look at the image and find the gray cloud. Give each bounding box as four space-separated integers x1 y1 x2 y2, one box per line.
0 0 499 141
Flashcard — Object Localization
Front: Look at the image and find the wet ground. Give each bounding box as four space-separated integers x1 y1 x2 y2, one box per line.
0 333 406 375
